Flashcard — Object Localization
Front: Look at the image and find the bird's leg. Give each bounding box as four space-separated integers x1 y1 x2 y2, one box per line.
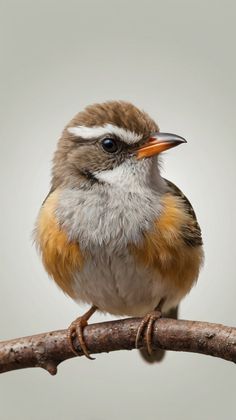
67 305 97 360
135 298 165 355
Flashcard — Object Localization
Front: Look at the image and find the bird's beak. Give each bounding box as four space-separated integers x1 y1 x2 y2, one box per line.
136 132 187 160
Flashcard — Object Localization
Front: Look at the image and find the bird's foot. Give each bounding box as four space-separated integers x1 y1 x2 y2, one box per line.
135 309 162 355
67 305 97 360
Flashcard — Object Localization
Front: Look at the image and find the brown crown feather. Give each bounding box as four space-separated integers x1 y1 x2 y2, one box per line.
66 100 159 135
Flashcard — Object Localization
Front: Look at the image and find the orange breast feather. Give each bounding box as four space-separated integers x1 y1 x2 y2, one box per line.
130 193 203 296
36 190 83 297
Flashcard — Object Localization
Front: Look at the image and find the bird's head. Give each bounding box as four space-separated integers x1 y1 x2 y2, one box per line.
52 101 186 190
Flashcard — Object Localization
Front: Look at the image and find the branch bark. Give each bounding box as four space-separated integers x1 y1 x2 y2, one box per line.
0 318 235 375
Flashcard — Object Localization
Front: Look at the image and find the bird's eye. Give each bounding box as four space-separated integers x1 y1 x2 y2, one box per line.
101 138 118 153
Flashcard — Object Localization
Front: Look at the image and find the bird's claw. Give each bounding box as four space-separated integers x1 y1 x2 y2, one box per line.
67 317 95 360
135 310 162 355
67 306 97 360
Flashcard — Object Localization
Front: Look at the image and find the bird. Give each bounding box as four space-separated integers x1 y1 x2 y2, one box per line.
35 100 204 360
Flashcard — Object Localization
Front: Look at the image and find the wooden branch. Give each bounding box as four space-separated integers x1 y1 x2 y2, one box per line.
0 318 235 375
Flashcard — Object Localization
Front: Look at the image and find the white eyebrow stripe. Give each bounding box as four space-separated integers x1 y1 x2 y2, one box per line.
67 123 143 144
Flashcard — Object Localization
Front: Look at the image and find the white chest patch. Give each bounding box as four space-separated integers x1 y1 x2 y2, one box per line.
57 159 164 252
57 187 160 251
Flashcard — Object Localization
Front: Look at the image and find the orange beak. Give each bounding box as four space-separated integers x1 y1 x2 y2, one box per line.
136 132 187 160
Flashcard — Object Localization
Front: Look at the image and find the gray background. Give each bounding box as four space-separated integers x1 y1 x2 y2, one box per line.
0 0 235 419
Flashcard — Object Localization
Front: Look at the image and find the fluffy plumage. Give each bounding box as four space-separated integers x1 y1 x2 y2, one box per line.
35 100 203 321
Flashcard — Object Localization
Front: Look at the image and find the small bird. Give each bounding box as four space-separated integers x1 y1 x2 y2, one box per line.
35 101 203 360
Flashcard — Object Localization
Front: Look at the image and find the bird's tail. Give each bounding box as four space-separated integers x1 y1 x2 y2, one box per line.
139 306 179 363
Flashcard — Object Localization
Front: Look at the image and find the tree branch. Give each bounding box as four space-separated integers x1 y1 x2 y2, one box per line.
0 318 235 375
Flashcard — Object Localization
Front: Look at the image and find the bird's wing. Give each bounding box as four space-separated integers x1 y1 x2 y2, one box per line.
41 186 55 206
163 178 203 247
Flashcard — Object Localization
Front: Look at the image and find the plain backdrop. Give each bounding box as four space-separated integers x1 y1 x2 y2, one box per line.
0 0 235 419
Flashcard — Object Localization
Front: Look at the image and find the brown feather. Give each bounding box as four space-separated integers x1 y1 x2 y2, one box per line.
130 189 204 298
35 190 84 297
